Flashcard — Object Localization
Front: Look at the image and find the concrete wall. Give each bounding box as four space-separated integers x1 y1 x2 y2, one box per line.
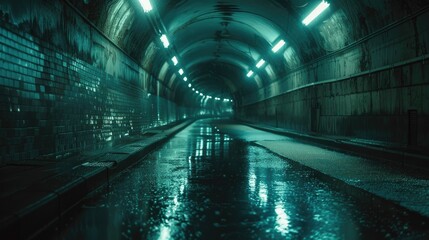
0 1 196 163
238 9 429 147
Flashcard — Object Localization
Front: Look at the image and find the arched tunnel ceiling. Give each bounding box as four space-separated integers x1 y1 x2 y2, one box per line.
69 0 429 106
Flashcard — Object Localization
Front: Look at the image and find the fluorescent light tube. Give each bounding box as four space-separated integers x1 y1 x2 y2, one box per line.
302 0 330 26
272 39 286 53
139 0 152 12
256 59 266 68
246 70 254 78
171 56 178 65
160 34 170 48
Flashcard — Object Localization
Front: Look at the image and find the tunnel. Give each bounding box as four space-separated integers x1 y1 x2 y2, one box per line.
1 0 429 239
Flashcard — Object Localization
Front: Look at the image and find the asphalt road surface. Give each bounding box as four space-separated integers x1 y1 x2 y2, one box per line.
46 119 429 239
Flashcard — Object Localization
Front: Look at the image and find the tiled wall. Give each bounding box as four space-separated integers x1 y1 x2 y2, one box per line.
0 18 193 163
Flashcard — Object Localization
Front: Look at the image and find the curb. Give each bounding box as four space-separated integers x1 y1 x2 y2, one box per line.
0 119 194 239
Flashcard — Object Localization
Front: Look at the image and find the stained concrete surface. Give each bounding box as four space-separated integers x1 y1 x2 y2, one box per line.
216 123 429 218
44 119 429 239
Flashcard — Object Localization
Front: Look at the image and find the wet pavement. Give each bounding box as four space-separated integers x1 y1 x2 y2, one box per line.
217 122 429 218
45 119 429 239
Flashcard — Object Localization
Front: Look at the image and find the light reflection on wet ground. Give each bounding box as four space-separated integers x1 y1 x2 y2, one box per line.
49 119 429 239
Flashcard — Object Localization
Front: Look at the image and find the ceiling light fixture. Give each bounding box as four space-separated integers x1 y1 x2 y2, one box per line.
302 0 330 26
256 59 266 68
139 0 152 12
160 34 170 48
246 70 254 78
272 40 286 53
179 69 184 75
188 83 192 88
172 56 178 66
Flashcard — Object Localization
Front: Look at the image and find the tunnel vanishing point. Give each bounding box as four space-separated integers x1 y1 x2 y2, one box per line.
1 0 429 239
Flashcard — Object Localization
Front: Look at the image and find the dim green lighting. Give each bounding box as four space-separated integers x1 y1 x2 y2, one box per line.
256 59 266 68
172 56 178 65
160 34 170 48
302 0 330 26
272 40 286 53
139 0 152 12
